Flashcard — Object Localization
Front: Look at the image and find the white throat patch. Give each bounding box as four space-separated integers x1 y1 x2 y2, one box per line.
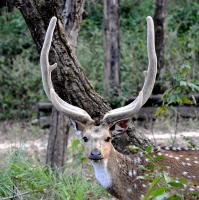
91 160 112 188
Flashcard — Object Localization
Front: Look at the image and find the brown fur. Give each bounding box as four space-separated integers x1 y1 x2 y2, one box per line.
106 149 199 200
80 124 199 200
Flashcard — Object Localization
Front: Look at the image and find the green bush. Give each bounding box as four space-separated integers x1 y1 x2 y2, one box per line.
0 9 44 119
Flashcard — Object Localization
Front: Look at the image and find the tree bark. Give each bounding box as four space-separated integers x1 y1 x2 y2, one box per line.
45 0 85 169
103 0 120 100
13 0 151 159
153 0 167 94
46 107 70 168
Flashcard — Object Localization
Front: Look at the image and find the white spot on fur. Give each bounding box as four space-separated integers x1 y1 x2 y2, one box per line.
175 156 179 160
189 188 195 192
127 187 132 193
139 152 144 157
193 160 198 164
179 155 183 157
181 162 186 166
128 170 133 177
91 160 112 188
185 158 190 161
133 184 137 189
187 163 192 166
182 171 188 176
134 157 141 164
142 184 147 188
133 170 137 176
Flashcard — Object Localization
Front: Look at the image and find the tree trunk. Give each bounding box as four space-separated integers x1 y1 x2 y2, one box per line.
45 0 85 169
103 0 120 101
14 0 151 159
46 107 70 169
153 0 167 94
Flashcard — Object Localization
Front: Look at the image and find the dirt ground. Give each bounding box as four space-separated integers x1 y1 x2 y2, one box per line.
0 118 199 166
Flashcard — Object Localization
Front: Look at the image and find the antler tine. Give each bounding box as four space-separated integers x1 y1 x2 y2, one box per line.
103 16 157 124
40 17 57 100
40 17 94 124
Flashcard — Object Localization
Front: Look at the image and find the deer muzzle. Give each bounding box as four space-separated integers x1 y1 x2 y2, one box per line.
89 149 103 161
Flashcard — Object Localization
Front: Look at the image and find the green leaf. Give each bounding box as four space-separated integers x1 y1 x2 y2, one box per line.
154 155 165 161
143 176 163 200
168 181 184 188
145 145 153 154
167 194 182 200
150 187 168 198
128 145 141 153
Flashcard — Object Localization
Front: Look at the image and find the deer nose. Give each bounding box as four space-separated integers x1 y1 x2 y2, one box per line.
89 149 102 160
91 149 101 156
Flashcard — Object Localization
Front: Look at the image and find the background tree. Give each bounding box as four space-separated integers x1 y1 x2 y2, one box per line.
153 0 167 94
103 0 120 103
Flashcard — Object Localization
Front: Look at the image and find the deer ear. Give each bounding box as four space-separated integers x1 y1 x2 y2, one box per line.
70 120 86 138
117 119 129 129
109 119 129 135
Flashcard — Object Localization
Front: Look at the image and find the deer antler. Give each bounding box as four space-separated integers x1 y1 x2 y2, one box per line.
40 17 94 124
102 16 157 124
41 16 156 125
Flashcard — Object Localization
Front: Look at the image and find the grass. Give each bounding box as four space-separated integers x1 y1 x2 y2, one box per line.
0 148 108 200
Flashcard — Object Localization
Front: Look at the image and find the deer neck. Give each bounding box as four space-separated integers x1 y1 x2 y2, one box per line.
91 157 112 189
91 147 146 200
91 147 124 189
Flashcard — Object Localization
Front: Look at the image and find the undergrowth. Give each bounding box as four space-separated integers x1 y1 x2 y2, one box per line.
0 149 107 200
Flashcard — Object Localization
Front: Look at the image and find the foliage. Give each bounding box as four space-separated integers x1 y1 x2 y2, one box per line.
0 9 45 120
0 149 107 200
156 64 199 115
0 0 199 119
70 138 87 165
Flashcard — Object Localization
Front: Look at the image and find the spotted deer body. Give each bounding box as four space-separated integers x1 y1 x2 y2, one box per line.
77 124 199 199
92 146 199 200
40 16 199 199
68 122 199 200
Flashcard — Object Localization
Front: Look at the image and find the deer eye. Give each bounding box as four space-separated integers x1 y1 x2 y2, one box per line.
105 136 111 142
82 136 88 142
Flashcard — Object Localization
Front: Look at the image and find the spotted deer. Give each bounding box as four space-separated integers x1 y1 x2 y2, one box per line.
40 16 199 200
